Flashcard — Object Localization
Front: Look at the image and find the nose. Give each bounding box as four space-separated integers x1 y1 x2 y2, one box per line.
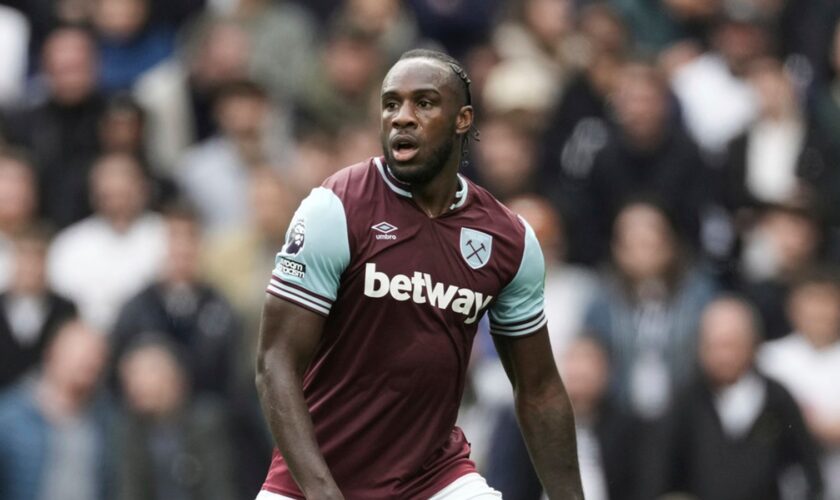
391 102 417 129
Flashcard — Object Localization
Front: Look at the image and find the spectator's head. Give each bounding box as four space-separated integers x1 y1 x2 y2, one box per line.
751 203 821 278
161 203 202 285
610 61 671 149
577 3 628 57
99 94 146 155
187 20 249 87
699 297 761 388
341 0 402 35
89 153 149 230
747 57 799 121
214 80 269 143
612 200 679 286
506 195 565 263
560 337 610 417
42 321 108 405
474 114 537 200
787 271 840 349
118 339 188 418
10 226 52 296
0 150 37 234
712 5 772 76
518 0 573 48
93 0 149 40
249 169 294 243
323 24 382 98
41 27 97 106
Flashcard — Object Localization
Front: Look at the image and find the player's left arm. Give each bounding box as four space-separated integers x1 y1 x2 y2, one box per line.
493 328 582 499
489 219 583 499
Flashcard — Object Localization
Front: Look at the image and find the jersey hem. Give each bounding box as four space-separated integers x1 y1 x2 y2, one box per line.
266 289 330 317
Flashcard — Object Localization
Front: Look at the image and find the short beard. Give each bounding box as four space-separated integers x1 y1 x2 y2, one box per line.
383 133 457 186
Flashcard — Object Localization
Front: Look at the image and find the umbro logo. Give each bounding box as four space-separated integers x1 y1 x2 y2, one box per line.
372 221 398 240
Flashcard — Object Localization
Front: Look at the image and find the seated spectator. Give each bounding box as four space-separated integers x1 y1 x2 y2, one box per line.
297 23 384 134
584 200 717 420
2 26 104 228
47 153 166 330
668 5 771 157
134 18 250 170
722 58 840 222
93 0 175 92
0 320 113 500
115 338 237 500
506 195 596 359
176 80 291 234
0 227 77 389
557 60 709 264
483 337 639 500
0 149 38 290
651 297 823 500
328 0 419 64
111 204 240 399
740 200 823 340
472 114 540 201
759 270 840 498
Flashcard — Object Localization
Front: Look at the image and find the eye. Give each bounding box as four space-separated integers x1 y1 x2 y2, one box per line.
417 99 433 109
383 100 399 112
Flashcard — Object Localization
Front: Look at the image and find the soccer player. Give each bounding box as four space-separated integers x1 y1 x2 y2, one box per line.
255 49 583 500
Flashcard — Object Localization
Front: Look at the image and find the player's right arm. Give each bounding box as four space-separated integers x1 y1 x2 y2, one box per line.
256 296 343 499
255 187 350 500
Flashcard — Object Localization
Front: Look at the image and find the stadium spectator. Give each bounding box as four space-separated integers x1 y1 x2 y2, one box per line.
115 338 237 500
650 297 823 500
176 80 290 234
668 3 771 157
0 227 77 389
0 5 27 106
297 23 384 134
560 61 709 264
93 0 176 92
47 152 166 331
329 0 419 64
740 201 823 340
133 17 249 169
2 26 104 228
584 200 717 420
472 114 540 201
759 271 840 498
811 19 840 155
721 58 840 222
0 320 113 500
0 150 38 290
405 0 504 58
111 204 239 398
506 195 596 359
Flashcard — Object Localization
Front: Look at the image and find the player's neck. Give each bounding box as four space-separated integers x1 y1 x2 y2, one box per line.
410 158 460 218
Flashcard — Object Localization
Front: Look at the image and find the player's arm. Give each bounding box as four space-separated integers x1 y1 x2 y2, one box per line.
493 328 583 499
489 218 583 499
255 295 343 500
254 186 350 500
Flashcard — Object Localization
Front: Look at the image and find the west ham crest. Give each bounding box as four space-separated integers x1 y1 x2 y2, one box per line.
460 228 492 270
282 219 306 256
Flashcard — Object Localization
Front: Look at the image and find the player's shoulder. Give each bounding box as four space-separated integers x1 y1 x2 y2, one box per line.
463 177 527 238
320 157 381 203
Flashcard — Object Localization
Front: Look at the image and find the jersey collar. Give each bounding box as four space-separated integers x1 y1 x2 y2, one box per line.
374 157 468 211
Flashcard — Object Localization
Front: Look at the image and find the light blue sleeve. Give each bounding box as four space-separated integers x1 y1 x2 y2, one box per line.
267 187 350 316
488 218 547 336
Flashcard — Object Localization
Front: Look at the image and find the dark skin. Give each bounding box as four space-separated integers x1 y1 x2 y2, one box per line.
255 57 583 499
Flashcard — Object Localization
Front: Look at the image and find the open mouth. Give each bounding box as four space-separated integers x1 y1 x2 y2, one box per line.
391 136 419 162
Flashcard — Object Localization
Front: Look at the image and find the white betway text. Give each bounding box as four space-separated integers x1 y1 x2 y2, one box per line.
363 263 492 324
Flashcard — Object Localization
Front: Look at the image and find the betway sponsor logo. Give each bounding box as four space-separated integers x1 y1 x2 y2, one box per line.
363 263 492 324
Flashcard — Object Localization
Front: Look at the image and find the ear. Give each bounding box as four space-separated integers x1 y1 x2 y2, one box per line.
455 105 474 137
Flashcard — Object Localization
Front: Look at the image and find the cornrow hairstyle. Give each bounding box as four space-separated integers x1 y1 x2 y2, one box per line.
398 49 481 165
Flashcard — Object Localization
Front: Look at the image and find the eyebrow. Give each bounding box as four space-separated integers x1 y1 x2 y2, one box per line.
381 87 443 99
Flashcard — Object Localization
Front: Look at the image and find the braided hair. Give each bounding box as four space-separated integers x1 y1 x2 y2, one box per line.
397 49 480 165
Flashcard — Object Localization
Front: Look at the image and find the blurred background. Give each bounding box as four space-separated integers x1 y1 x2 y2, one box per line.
0 0 839 499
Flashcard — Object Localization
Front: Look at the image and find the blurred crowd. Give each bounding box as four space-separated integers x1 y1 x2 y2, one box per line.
0 0 839 499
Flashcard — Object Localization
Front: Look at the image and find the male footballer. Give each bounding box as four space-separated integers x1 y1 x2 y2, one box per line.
255 49 583 500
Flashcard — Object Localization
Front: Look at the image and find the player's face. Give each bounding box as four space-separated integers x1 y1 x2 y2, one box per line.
380 59 472 184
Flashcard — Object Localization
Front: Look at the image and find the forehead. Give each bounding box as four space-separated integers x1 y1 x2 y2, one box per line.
382 58 457 96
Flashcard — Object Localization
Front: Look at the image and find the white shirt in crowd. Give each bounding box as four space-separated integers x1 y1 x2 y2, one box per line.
46 214 166 331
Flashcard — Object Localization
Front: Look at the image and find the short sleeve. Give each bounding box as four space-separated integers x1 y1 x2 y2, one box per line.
267 187 350 316
488 218 547 336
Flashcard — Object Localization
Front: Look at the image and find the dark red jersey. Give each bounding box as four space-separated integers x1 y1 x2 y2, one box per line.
263 157 546 499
